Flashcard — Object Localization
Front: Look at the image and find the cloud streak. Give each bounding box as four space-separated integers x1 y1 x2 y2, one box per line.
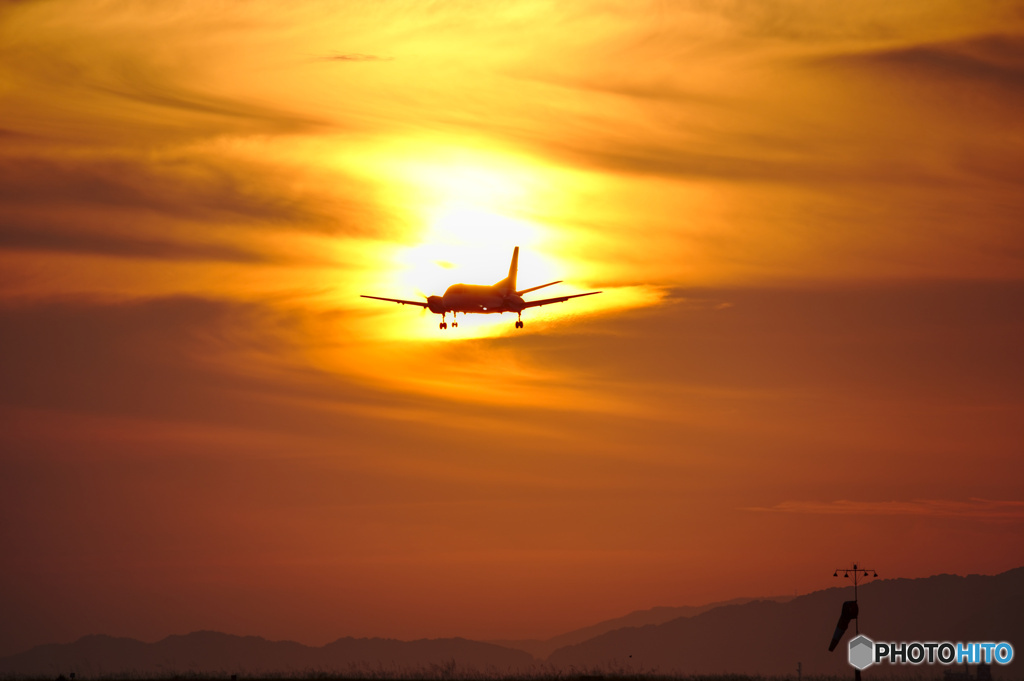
808 33 1024 89
746 499 1024 520
0 223 268 263
317 52 394 62
0 155 329 226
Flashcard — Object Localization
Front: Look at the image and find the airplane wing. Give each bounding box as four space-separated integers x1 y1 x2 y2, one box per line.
522 290 602 308
360 295 428 308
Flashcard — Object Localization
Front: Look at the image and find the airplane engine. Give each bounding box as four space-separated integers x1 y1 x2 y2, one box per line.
503 294 525 311
427 296 445 314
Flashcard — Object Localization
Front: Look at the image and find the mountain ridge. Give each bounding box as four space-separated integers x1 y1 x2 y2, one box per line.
0 631 535 677
2 567 1020 677
546 567 1023 677
488 595 793 659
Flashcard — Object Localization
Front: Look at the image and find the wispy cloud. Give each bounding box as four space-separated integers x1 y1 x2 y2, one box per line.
317 52 393 62
806 33 1024 87
0 155 331 226
0 223 268 263
746 498 1024 520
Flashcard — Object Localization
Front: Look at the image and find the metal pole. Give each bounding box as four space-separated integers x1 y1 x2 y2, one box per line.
854 564 859 634
834 564 878 681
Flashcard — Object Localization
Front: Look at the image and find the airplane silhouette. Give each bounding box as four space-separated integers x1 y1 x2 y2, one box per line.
361 247 601 330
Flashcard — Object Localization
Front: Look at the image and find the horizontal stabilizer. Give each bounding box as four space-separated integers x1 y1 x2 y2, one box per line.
517 280 562 296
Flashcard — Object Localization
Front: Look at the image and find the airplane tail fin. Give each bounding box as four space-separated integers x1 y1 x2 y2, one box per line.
508 246 519 293
494 246 519 293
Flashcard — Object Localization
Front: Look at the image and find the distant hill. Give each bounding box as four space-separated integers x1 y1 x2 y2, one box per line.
489 596 792 660
3 569 1020 678
547 567 1024 677
0 631 535 678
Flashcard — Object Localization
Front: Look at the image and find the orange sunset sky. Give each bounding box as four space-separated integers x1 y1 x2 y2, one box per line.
1 0 1022 658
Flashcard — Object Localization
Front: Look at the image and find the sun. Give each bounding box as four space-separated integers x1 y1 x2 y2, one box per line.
391 203 562 339
335 137 648 343
376 143 563 313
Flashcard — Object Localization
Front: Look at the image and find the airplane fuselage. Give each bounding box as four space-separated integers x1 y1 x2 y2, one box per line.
430 284 526 314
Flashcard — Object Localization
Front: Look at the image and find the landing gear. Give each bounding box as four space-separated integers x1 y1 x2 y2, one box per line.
439 321 447 330
515 313 524 330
